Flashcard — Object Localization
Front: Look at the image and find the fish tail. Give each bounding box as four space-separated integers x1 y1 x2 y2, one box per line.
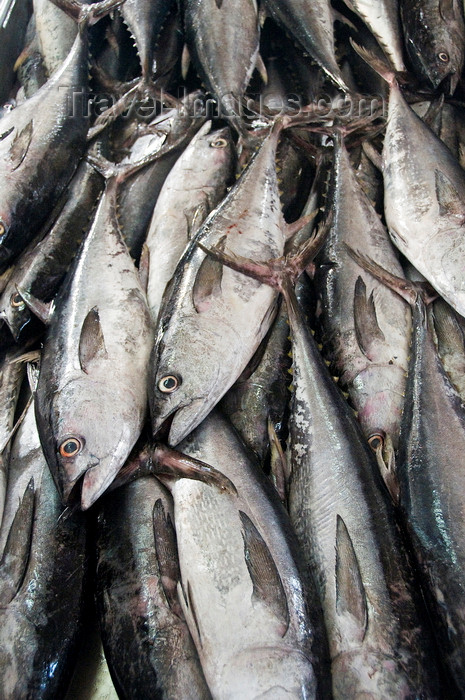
350 40 397 88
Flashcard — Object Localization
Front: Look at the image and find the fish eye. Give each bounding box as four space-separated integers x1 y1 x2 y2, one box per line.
10 292 25 309
158 375 180 393
0 220 7 237
368 432 385 451
59 437 83 458
211 138 228 148
438 51 450 63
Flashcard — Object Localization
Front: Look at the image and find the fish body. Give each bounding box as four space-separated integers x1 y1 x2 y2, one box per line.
0 158 104 340
263 0 347 90
182 0 260 122
0 0 31 103
285 286 440 698
362 52 465 317
95 471 211 699
120 0 174 81
146 122 234 323
0 402 87 699
150 123 287 446
396 292 465 692
315 135 410 472
0 29 89 269
401 0 465 92
35 180 153 510
344 0 406 70
166 410 324 699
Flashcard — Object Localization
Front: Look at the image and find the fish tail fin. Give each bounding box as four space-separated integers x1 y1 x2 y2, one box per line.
344 244 437 307
350 39 397 88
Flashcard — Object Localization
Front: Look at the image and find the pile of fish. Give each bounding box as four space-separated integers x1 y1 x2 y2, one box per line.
1 0 465 697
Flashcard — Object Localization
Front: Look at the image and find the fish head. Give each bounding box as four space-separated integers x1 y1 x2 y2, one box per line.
149 317 237 446
406 14 464 94
192 123 235 172
39 378 142 510
0 289 32 341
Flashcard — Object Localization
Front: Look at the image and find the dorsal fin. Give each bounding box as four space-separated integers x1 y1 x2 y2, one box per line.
353 275 385 359
192 238 225 313
8 120 33 171
239 510 289 636
0 478 35 606
79 307 107 373
435 170 465 219
153 498 183 618
335 514 368 640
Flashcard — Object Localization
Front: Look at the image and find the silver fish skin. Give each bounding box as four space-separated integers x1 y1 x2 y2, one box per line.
343 0 406 70
149 122 287 447
262 0 348 91
363 52 465 317
285 286 440 698
0 158 104 341
315 135 410 482
0 348 27 528
164 409 324 699
0 401 87 699
0 24 89 269
33 0 81 77
220 300 291 466
145 122 234 324
117 91 208 262
182 0 260 122
401 0 465 93
393 290 465 692
120 0 174 82
432 297 465 401
95 471 211 700
35 180 153 511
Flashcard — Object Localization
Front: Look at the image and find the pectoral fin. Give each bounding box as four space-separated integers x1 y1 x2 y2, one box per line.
435 170 465 219
335 514 368 640
0 479 35 606
193 238 225 313
353 276 385 359
153 498 183 618
239 510 289 636
79 307 107 373
8 120 33 171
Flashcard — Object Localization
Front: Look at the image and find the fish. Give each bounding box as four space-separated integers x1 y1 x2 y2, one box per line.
0 0 122 271
0 157 104 341
34 163 154 510
181 0 262 132
220 300 291 468
314 131 411 500
119 0 174 86
145 121 234 323
0 0 31 104
342 0 406 71
159 409 326 699
353 44 465 317
116 91 208 262
432 297 465 401
0 347 28 528
0 400 87 699
33 0 82 77
204 235 441 697
350 249 465 695
262 0 348 91
400 0 465 93
149 119 305 447
95 461 211 699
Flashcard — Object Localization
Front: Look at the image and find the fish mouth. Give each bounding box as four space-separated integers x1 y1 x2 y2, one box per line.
167 398 210 447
